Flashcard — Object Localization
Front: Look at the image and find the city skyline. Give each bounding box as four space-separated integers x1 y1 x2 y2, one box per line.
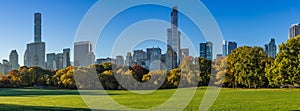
0 0 300 66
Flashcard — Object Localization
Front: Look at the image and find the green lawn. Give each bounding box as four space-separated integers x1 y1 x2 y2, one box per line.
0 88 299 110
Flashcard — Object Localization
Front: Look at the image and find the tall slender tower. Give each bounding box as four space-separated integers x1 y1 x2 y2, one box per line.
222 40 227 57
34 13 42 42
166 6 181 69
24 12 45 68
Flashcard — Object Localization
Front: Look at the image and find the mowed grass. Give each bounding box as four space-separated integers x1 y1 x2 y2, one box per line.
0 88 299 110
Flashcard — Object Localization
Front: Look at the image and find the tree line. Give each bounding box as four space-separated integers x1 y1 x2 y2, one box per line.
1 36 300 89
0 57 210 89
214 35 300 88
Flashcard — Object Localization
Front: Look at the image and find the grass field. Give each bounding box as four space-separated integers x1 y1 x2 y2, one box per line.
0 87 300 110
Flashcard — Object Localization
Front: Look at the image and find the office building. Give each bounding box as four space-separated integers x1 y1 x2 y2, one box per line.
222 40 227 57
199 42 213 61
228 41 237 54
289 23 300 39
116 55 124 66
0 60 11 74
55 53 64 70
166 6 181 66
46 53 56 70
9 50 19 70
63 48 71 68
264 38 277 58
74 41 95 66
125 52 133 66
24 12 46 68
133 50 147 67
180 48 189 62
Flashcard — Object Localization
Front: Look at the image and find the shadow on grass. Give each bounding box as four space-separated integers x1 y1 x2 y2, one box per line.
0 103 119 111
0 88 119 96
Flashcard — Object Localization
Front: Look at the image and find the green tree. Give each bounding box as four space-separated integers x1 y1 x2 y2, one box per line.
269 35 300 87
226 46 269 88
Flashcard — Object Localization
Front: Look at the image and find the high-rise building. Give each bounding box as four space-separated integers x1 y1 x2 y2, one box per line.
166 6 181 66
180 48 189 61
222 40 227 57
264 38 277 58
116 55 124 66
289 23 300 39
46 53 56 70
125 52 133 66
206 42 213 61
55 53 64 70
133 50 147 67
24 12 46 68
146 47 162 68
0 60 11 74
9 50 19 70
63 48 71 68
74 41 95 66
166 47 177 70
199 42 213 61
146 47 161 62
228 41 237 54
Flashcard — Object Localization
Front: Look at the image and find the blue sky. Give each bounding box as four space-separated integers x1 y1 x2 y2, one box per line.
0 0 299 65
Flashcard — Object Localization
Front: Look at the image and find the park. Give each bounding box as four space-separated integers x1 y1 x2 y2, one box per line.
0 87 300 110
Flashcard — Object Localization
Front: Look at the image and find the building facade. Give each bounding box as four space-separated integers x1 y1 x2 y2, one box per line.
180 48 189 61
0 60 11 74
166 6 181 67
228 41 237 55
264 38 277 58
199 42 213 61
222 40 227 57
165 47 177 70
289 24 300 39
55 53 64 70
133 50 147 67
125 52 133 66
116 55 124 66
63 48 71 68
24 12 46 68
74 41 95 67
9 50 19 70
46 53 56 70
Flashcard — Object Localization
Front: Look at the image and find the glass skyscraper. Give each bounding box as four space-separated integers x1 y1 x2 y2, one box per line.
228 41 237 55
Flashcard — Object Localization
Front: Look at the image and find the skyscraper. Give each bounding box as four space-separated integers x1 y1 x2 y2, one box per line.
166 46 177 70
0 60 11 74
133 50 147 67
116 55 124 66
125 52 133 66
9 50 19 70
74 41 95 66
46 53 56 70
55 53 64 70
24 12 46 68
222 40 227 57
264 38 277 58
146 47 162 62
180 48 189 61
289 23 300 39
166 6 181 67
199 42 213 61
63 48 71 68
228 41 237 54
